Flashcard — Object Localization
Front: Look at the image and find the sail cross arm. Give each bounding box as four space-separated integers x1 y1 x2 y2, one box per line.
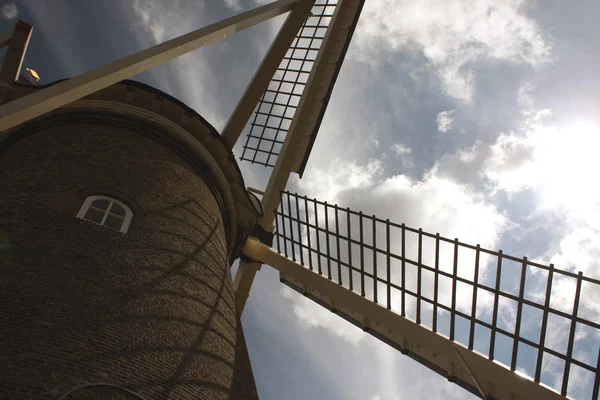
243 237 567 400
264 190 600 400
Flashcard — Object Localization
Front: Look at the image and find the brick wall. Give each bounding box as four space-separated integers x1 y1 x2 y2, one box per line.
0 111 258 399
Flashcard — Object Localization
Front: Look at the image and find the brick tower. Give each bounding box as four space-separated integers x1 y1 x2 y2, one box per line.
0 80 262 399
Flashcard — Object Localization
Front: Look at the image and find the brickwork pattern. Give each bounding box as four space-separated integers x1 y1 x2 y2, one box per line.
0 112 258 399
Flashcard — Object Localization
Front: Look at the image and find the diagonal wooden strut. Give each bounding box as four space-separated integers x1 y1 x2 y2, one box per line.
221 0 316 150
0 20 33 84
0 20 34 104
0 0 299 134
242 237 567 400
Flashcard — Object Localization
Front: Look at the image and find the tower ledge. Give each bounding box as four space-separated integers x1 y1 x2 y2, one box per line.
1 79 262 263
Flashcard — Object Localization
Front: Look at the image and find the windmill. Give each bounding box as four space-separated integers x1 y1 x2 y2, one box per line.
0 1 598 399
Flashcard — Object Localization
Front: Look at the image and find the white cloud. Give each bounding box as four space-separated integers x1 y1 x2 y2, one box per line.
431 105 600 389
281 287 366 345
391 143 414 168
129 0 285 132
391 143 411 155
280 97 600 392
435 108 600 221
296 157 383 204
433 108 600 338
1 2 18 20
357 172 508 248
351 0 551 102
483 111 600 219
436 110 455 132
434 140 490 186
549 226 600 328
517 82 535 113
131 0 170 44
292 154 509 327
552 227 600 280
370 136 380 148
130 0 225 128
224 0 242 11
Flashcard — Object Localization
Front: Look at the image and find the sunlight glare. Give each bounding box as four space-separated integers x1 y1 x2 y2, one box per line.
534 121 600 214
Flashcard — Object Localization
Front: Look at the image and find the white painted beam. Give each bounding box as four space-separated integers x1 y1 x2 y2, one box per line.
0 0 298 133
0 20 33 83
242 237 567 400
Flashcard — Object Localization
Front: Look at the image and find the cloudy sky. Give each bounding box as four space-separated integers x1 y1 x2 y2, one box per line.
2 0 600 399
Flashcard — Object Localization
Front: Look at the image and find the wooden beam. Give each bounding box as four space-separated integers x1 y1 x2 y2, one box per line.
0 0 298 133
242 237 567 400
0 20 33 83
233 261 262 312
221 0 315 150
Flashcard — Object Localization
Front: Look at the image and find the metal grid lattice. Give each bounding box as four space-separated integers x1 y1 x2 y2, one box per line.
274 191 600 400
240 0 337 167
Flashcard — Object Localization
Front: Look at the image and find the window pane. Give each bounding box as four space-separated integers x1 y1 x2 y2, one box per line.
104 214 124 231
109 203 126 217
90 199 110 211
83 207 105 224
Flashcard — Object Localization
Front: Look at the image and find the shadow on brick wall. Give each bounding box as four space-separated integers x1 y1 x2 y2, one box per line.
3 198 257 399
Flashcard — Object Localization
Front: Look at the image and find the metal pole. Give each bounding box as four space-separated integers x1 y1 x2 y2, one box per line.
0 0 299 133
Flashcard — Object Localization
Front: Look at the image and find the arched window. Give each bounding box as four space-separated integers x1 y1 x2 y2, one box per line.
76 195 133 233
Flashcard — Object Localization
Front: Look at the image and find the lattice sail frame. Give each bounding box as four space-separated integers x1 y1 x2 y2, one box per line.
273 191 600 400
240 0 337 167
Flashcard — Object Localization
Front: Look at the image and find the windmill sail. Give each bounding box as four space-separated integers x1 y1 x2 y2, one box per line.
243 190 600 400
240 0 364 171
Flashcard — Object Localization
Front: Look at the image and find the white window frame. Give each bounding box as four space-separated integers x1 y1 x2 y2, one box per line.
76 195 133 233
